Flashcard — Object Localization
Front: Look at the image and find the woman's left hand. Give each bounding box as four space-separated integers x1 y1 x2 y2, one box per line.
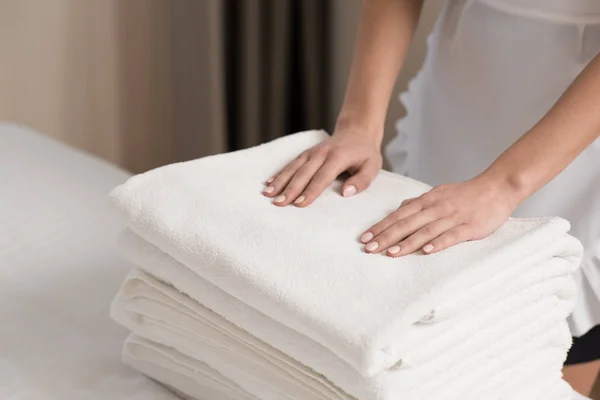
360 176 522 256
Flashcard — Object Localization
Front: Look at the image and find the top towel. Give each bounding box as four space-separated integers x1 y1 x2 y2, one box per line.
109 130 582 377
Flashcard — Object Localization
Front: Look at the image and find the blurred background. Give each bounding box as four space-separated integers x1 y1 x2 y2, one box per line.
0 0 443 173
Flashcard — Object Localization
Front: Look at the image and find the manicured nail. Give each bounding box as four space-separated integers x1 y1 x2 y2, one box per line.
423 244 434 253
263 186 274 194
294 196 305 204
388 246 401 255
360 232 374 243
343 185 357 197
365 242 379 252
274 195 286 203
266 177 274 184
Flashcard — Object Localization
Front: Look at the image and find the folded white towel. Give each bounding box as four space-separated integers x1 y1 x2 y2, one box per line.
111 260 573 400
122 334 574 400
109 130 583 377
123 335 255 400
119 228 578 371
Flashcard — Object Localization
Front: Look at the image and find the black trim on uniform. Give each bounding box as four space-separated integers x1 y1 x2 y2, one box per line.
565 324 600 365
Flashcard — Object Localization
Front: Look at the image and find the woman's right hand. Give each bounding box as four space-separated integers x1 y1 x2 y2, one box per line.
262 128 383 207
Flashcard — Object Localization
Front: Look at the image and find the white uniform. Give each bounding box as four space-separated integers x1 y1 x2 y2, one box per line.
386 0 600 336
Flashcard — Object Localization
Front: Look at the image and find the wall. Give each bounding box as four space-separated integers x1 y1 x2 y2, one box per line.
0 0 175 171
0 0 123 163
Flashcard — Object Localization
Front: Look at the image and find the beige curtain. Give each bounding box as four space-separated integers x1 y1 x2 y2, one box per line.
0 0 330 173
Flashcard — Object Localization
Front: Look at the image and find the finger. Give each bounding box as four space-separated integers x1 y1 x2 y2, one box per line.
264 172 281 185
364 206 444 254
273 158 325 206
264 163 290 185
295 156 348 207
263 155 309 198
342 159 381 198
386 217 459 257
359 201 423 244
422 224 473 254
417 190 439 207
400 198 416 207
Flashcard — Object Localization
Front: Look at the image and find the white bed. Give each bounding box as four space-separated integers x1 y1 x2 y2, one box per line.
0 123 181 400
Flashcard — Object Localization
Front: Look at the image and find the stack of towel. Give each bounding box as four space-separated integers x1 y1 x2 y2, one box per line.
109 130 583 400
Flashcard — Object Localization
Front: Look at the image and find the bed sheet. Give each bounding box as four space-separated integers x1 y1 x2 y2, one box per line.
0 123 180 400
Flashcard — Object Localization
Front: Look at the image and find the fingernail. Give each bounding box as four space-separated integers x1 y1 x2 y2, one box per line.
266 177 274 184
264 186 275 194
274 195 286 203
294 196 305 204
423 244 434 253
360 232 374 243
365 242 379 252
343 185 357 197
388 246 401 255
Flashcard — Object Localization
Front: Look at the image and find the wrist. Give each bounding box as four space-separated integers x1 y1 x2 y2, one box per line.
475 168 533 210
335 112 384 146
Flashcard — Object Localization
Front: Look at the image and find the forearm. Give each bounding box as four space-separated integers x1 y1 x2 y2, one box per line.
336 0 424 144
482 53 600 204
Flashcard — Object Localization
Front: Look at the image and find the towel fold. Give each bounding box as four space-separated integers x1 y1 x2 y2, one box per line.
122 334 574 400
109 130 583 377
110 256 574 399
119 228 579 368
123 335 254 400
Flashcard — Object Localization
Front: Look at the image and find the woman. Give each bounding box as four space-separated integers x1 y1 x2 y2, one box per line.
262 0 600 396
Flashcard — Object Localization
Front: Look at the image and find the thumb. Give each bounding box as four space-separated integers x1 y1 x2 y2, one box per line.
342 159 380 197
